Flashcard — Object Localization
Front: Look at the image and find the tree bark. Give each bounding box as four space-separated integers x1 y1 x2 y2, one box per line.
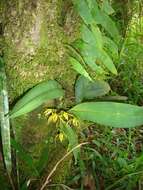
0 0 79 188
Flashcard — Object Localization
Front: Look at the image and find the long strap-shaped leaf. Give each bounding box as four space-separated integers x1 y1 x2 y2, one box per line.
0 57 12 173
10 80 64 118
69 102 143 128
60 121 79 164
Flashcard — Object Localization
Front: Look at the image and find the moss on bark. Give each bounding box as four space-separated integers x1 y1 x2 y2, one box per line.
0 0 80 188
2 0 80 102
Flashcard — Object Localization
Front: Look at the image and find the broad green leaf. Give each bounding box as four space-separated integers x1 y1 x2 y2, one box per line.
81 43 117 74
66 44 86 67
103 36 118 57
100 50 117 75
0 57 12 173
84 56 104 74
10 80 64 118
73 40 104 74
75 76 110 103
11 139 39 177
92 8 120 41
72 0 94 25
81 43 103 72
72 39 85 50
86 0 99 12
81 24 103 49
81 25 96 45
91 24 103 49
70 57 92 81
70 102 143 128
101 0 115 15
60 122 79 163
73 0 120 41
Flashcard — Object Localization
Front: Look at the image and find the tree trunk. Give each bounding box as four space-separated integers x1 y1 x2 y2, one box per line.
0 0 79 188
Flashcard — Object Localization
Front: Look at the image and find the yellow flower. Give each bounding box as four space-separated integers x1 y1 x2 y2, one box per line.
72 118 80 127
59 133 64 142
44 109 52 117
52 113 58 123
62 111 69 121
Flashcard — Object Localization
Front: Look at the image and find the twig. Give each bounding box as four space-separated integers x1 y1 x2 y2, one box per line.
48 183 74 190
40 142 88 190
7 172 16 190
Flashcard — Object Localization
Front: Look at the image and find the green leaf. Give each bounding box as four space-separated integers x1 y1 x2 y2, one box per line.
84 56 104 74
75 76 110 103
103 36 118 57
71 39 97 71
100 50 117 75
81 25 96 46
82 24 103 49
86 0 99 13
92 8 120 41
10 80 64 118
72 39 85 50
0 57 12 173
60 122 79 163
66 44 86 67
81 45 99 71
101 0 115 15
80 43 102 71
70 102 143 128
91 24 103 49
0 107 11 173
81 42 117 75
73 0 120 41
72 0 95 25
70 57 92 81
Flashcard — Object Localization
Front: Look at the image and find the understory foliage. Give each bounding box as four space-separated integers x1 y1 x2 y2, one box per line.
0 0 143 190
67 1 143 190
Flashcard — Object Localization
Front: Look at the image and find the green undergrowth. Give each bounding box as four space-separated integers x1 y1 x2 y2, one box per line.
67 125 143 190
110 9 143 105
67 4 143 190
